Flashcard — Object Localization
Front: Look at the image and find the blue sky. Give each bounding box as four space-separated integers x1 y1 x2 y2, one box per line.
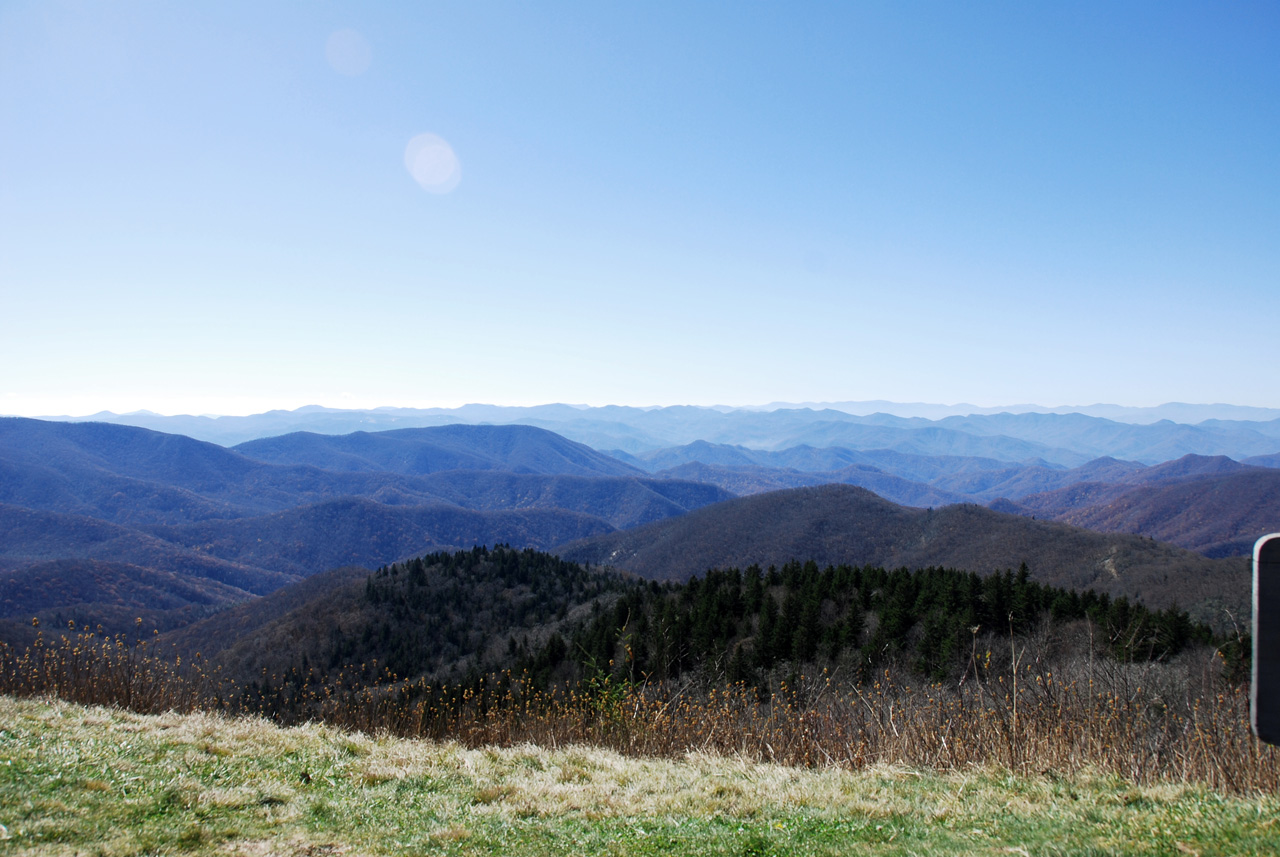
2 1 1277 416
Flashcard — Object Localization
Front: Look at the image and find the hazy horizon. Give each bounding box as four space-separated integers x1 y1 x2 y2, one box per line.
9 398 1280 424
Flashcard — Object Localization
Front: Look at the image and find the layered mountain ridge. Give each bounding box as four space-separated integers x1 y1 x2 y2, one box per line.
29 403 1280 463
0 418 726 638
2 408 1277 644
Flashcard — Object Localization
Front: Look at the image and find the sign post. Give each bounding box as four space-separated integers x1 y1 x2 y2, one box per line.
1253 533 1280 745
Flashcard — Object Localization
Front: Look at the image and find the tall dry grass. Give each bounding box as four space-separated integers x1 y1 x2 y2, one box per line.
3 620 1276 794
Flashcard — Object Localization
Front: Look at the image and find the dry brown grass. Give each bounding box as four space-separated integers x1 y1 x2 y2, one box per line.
10 693 1278 857
3 624 1277 795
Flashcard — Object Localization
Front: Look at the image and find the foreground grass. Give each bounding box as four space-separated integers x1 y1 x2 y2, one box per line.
1 695 1278 856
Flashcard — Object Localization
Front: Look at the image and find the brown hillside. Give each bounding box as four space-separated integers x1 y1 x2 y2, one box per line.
160 565 373 663
0 558 256 645
0 503 294 595
556 484 1247 624
1057 469 1280 557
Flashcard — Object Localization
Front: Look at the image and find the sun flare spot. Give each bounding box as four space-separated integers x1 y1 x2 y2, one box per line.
404 133 462 194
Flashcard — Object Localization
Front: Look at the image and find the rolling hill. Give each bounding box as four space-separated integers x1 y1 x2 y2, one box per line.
233 424 643 477
1017 469 1280 557
0 419 721 640
1002 456 1280 556
556 484 1248 623
149 497 615 578
0 558 252 646
637 448 1280 558
0 417 453 520
157 564 378 669
411 470 731 529
647 461 967 509
0 503 294 595
166 547 627 686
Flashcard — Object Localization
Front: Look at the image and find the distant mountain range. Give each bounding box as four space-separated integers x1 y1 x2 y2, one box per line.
753 401 1280 423
23 403 1280 463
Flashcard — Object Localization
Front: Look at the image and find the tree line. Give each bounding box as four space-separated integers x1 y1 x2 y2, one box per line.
350 548 1230 695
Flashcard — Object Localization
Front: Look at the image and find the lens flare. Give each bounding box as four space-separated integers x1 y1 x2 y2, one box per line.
404 133 462 194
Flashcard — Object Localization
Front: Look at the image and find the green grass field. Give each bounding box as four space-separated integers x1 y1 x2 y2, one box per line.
2 695 1277 856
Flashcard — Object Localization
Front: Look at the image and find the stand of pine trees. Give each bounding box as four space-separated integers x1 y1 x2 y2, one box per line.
548 559 1219 692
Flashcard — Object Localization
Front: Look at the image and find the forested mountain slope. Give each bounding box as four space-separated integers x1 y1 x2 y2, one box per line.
408 470 731 529
0 558 254 647
0 417 450 520
1016 469 1280 558
651 461 968 508
1000 456 1280 556
638 445 1279 559
234 424 643 477
557 485 1248 624
0 503 293 594
171 547 629 685
148 498 614 578
0 419 720 641
168 547 1226 707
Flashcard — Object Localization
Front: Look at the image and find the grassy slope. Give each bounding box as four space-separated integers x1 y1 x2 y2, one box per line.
2 696 1278 857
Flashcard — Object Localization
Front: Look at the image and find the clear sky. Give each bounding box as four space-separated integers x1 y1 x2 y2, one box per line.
2 1 1277 416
